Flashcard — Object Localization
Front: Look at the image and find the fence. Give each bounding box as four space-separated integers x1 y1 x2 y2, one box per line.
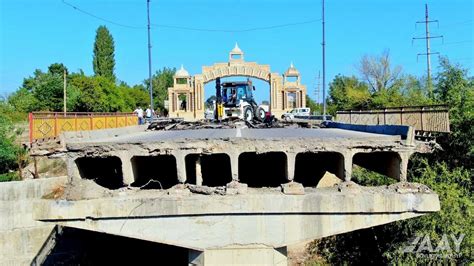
29 112 138 143
335 105 450 133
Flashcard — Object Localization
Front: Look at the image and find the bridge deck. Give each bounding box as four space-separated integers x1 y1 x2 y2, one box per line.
69 128 400 144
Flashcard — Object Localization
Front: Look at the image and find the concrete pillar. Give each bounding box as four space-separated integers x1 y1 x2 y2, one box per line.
189 246 287 266
286 152 296 181
66 155 81 182
195 157 202 185
114 151 134 185
343 152 353 181
228 152 239 181
398 152 410 182
174 152 187 183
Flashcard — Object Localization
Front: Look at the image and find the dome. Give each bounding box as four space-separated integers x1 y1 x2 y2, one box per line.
231 43 243 54
285 62 300 77
175 65 190 77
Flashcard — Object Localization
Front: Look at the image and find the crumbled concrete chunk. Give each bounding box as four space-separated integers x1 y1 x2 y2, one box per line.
281 182 304 195
226 181 248 195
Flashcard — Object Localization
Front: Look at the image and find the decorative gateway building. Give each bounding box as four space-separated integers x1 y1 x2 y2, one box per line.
167 44 307 120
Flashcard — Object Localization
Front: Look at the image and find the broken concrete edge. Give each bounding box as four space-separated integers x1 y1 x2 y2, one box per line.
59 125 148 143
32 188 441 221
323 121 414 144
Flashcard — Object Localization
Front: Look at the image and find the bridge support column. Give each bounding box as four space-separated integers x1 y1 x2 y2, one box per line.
174 151 188 183
286 152 296 181
189 246 287 266
398 152 411 182
343 151 353 181
195 157 202 186
66 156 81 182
229 152 239 181
114 151 134 185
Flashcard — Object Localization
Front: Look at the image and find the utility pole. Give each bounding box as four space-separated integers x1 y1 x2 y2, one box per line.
314 71 321 112
322 0 326 117
63 69 67 115
413 4 442 99
147 0 154 110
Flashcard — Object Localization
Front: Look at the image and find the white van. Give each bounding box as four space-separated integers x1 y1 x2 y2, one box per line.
281 108 311 121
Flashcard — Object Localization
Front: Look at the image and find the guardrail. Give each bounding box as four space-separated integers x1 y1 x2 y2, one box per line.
29 112 138 143
335 105 450 133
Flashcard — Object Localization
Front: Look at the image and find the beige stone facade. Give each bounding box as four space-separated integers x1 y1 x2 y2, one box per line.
168 44 307 120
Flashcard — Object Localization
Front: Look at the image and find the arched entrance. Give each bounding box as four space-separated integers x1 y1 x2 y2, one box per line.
167 44 307 120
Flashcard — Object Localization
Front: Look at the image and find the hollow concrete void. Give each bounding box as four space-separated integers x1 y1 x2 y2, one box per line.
39 227 189 265
131 155 178 189
75 157 124 189
294 152 344 186
353 152 401 180
239 152 288 187
185 154 232 186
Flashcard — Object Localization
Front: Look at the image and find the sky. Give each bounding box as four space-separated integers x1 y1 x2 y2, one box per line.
0 0 473 104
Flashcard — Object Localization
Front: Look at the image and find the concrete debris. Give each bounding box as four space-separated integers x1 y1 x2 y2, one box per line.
281 182 305 195
187 184 226 195
336 181 361 193
148 117 316 131
167 184 191 196
63 179 113 200
226 181 248 195
316 171 342 188
388 182 433 193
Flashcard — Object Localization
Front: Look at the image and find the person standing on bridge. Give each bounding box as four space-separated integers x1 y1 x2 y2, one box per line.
145 105 155 123
134 106 144 125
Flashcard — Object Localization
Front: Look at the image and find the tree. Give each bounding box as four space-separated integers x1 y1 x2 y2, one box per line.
359 50 403 93
432 58 474 170
93 26 116 81
305 95 321 115
21 68 64 111
143 67 176 113
328 75 370 113
306 59 473 265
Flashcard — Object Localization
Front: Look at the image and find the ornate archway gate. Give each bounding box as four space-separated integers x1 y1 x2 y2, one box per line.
168 44 307 120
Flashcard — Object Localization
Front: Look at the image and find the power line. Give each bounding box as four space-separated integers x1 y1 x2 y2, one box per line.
62 0 321 33
151 19 321 33
412 4 442 99
62 0 143 29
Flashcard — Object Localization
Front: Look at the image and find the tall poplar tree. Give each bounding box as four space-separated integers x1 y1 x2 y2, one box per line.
93 26 116 81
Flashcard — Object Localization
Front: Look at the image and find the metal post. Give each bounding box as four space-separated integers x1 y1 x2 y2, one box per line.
424 4 432 98
63 69 67 115
322 0 326 117
147 0 154 110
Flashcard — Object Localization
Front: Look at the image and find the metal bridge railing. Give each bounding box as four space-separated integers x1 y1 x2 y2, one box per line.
335 105 450 133
29 112 138 143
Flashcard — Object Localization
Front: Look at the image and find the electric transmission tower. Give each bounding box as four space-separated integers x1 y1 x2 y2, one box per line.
412 4 443 99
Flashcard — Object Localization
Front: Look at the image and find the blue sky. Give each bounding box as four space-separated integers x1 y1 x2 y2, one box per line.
1 0 472 104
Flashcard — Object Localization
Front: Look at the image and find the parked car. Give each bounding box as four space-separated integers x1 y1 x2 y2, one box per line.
281 108 311 121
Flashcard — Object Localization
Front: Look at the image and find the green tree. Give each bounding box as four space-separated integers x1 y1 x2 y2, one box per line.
122 84 149 112
305 95 321 115
21 68 63 111
8 87 38 113
93 26 116 81
307 58 473 265
70 74 108 112
0 107 21 181
328 75 370 113
143 67 176 113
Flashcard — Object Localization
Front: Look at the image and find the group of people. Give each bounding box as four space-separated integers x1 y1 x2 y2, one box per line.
133 105 155 125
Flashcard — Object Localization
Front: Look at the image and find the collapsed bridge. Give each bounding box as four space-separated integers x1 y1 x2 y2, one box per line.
1 122 440 265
